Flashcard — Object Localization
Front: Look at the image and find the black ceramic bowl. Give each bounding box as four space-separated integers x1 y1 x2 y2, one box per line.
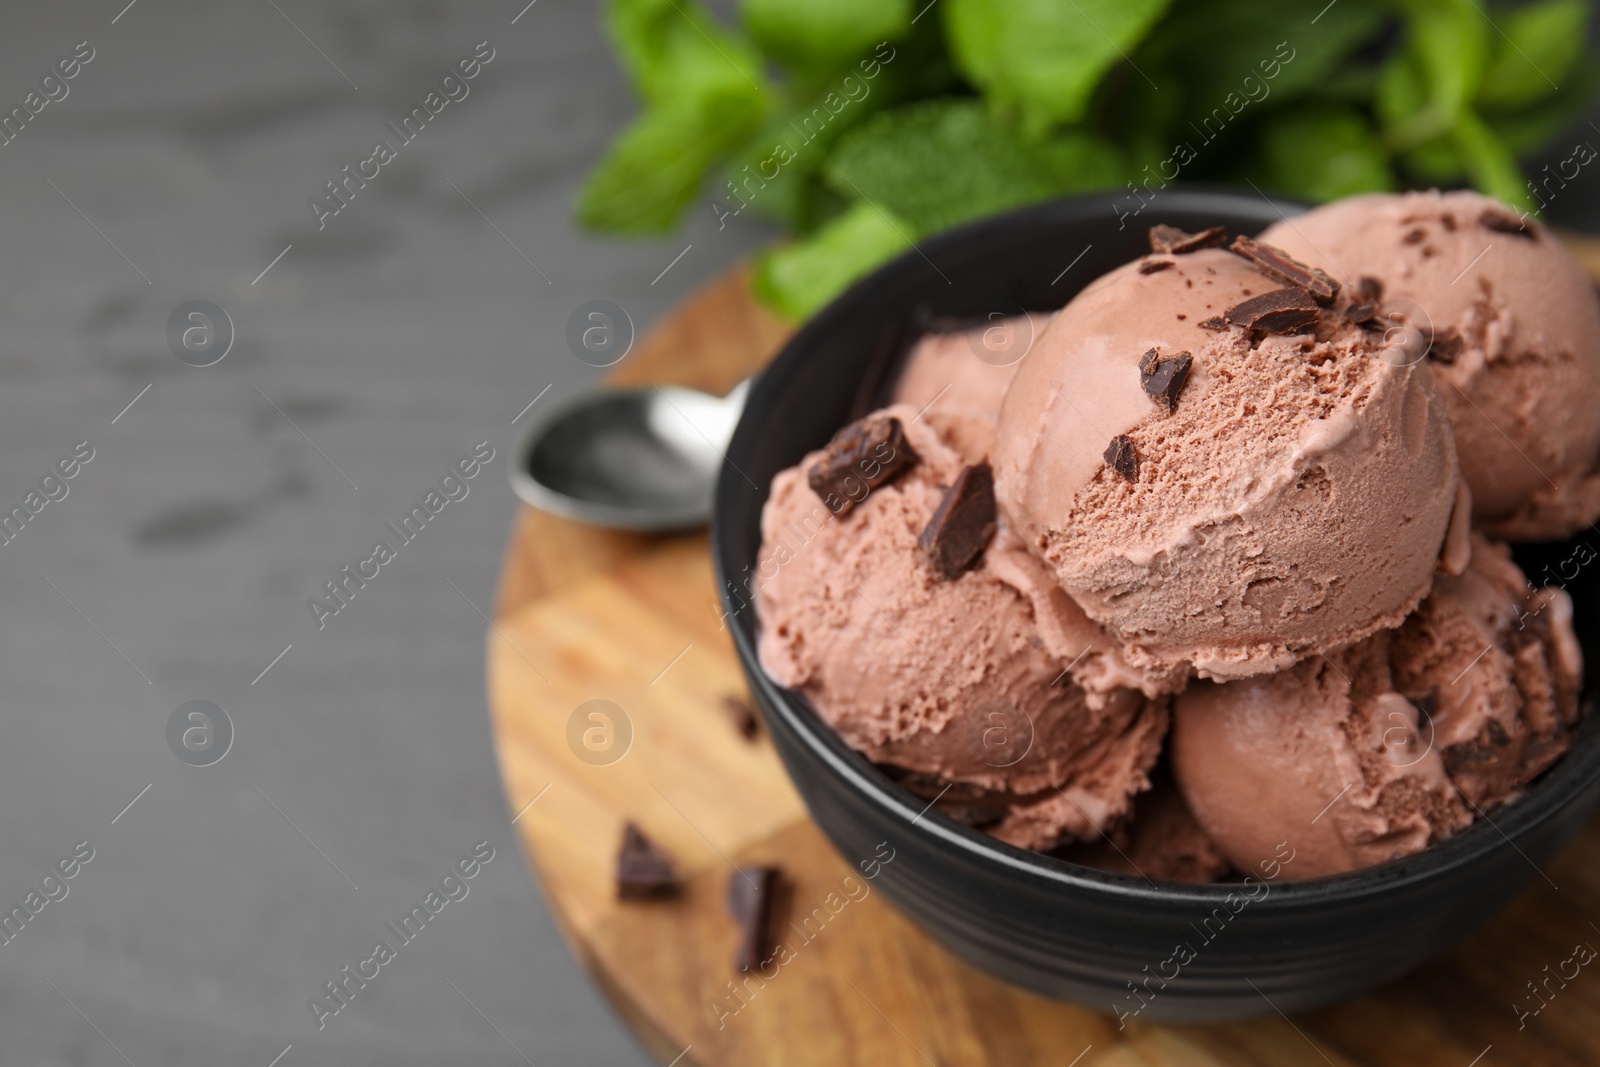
712 189 1600 1021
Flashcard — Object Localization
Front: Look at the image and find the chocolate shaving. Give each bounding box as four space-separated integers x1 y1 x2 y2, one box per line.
807 414 919 516
722 694 760 740
1229 235 1340 305
1223 287 1321 335
1138 349 1193 412
1346 303 1378 325
1354 276 1383 304
1149 224 1227 254
917 463 997 579
726 866 781 973
1480 206 1533 238
1199 316 1227 331
616 823 679 900
1443 718 1514 779
1422 325 1465 364
1104 435 1138 481
1138 258 1174 274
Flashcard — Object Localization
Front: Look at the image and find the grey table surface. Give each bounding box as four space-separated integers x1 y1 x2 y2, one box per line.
4 2 1599 1065
0 1 769 1064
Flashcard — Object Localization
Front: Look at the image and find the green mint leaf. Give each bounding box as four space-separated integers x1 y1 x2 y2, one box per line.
1400 0 1491 119
1258 108 1396 201
1377 0 1494 154
741 0 911 73
582 0 770 234
822 99 1122 234
751 201 913 319
1477 0 1589 111
943 0 1172 130
606 0 766 107
1377 46 1435 140
578 88 767 234
1400 137 1468 182
1485 66 1600 155
718 40 930 232
1141 0 1386 120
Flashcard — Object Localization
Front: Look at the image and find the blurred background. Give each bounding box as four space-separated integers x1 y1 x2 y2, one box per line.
1 0 1598 1064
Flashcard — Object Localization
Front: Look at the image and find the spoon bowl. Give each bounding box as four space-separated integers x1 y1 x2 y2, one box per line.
510 381 747 530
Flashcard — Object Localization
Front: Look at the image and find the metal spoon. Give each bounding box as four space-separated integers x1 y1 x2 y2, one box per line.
509 379 750 531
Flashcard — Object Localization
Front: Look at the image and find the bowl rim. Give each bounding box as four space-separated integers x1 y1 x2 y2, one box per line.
713 187 1600 908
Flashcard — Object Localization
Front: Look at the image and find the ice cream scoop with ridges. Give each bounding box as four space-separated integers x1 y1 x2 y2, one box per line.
755 406 1167 850
993 245 1464 685
1171 533 1582 878
1261 191 1600 541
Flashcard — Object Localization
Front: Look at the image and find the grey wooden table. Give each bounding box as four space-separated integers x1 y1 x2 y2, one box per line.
0 1 768 1063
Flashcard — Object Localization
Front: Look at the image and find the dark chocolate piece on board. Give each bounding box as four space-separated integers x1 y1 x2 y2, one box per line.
726 866 782 973
617 823 679 900
722 694 760 740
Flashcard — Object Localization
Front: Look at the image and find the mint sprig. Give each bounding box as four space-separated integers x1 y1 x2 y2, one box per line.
578 0 1596 317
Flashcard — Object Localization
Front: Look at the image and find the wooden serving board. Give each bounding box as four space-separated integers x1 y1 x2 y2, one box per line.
489 255 1600 1067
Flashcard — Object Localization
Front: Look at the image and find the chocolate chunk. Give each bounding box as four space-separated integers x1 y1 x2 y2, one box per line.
1138 349 1193 412
1480 206 1533 238
1403 227 1426 245
1354 276 1383 304
807 414 920 516
726 866 781 973
1149 224 1227 254
1199 315 1228 331
1346 303 1378 325
1229 236 1341 305
1104 435 1138 481
1223 287 1321 334
917 463 997 579
1422 325 1465 364
722 694 760 740
616 823 678 900
1138 258 1174 274
1411 691 1438 720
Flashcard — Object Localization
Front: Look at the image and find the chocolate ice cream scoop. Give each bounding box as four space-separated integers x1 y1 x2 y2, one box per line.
754 405 1167 851
993 246 1463 685
1390 534 1584 809
1171 534 1583 879
1261 191 1600 541
891 314 1045 424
